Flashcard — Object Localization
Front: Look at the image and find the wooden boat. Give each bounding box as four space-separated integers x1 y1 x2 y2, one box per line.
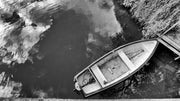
73 39 159 97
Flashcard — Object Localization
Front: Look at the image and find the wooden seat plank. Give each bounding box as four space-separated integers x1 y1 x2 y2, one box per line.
118 50 135 70
91 65 107 87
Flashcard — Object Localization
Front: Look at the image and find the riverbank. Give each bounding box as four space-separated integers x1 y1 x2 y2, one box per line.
112 0 143 47
122 0 180 38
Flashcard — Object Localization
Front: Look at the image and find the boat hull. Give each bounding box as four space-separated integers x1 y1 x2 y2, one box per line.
74 39 159 97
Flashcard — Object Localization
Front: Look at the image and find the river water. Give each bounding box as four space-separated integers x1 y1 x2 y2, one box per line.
2 0 180 99
8 2 143 99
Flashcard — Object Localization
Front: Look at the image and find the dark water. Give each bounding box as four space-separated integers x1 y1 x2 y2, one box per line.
3 1 180 99
12 10 91 98
9 4 143 99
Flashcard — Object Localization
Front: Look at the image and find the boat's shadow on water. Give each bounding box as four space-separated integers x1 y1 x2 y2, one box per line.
97 43 180 99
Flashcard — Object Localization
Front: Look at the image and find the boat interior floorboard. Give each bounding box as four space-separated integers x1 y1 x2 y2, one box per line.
98 56 130 83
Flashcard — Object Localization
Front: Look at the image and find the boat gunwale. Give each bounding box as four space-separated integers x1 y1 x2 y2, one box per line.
74 39 159 97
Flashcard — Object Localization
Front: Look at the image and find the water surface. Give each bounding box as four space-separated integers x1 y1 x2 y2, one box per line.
11 5 143 98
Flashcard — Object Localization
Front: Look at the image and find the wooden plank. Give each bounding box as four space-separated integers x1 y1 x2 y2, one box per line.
118 50 135 70
91 65 107 87
158 38 180 56
159 20 180 37
161 36 180 50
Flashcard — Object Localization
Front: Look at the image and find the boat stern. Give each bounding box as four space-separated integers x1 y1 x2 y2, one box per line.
74 81 81 91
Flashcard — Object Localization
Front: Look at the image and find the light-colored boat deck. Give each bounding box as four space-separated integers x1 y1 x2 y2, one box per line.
98 54 130 83
97 44 148 84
